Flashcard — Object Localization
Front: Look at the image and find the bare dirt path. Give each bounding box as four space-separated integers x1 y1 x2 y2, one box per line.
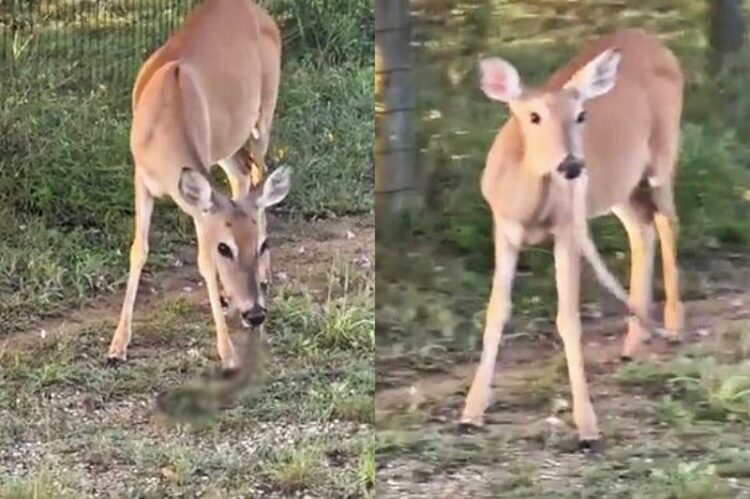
2 215 373 354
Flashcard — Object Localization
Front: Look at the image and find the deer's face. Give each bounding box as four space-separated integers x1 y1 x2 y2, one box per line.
178 166 291 328
509 91 588 178
479 48 622 179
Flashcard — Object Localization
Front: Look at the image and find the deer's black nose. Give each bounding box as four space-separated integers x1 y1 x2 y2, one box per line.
241 305 266 326
557 155 584 180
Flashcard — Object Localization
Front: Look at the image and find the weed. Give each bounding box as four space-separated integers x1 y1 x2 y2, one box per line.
272 266 374 357
357 442 376 492
261 444 324 494
617 354 750 426
0 467 77 499
649 461 736 499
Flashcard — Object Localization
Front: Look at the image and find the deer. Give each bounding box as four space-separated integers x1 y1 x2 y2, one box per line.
460 29 684 444
106 0 290 374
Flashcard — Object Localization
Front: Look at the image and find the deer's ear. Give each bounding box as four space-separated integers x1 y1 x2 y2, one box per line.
178 168 216 214
257 166 292 209
564 48 621 100
479 57 523 102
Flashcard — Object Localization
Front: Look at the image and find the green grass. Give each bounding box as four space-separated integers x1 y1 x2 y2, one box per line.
618 355 750 424
0 468 79 499
0 0 373 334
261 443 325 493
0 253 374 496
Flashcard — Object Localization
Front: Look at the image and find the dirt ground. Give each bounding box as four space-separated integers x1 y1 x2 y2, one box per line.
0 215 375 497
376 265 750 498
4 214 372 345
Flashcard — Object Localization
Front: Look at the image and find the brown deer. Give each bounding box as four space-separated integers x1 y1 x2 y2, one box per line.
107 0 289 373
460 29 684 444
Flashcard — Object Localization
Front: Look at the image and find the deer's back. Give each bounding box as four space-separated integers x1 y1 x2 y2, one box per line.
131 0 279 166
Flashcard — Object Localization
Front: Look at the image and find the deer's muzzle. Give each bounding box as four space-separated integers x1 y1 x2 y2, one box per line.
241 304 266 327
557 155 584 180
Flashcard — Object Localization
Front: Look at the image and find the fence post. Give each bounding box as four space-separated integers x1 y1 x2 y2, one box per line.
375 0 419 224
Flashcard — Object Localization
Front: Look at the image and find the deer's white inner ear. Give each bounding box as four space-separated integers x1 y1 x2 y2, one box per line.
258 166 292 209
479 57 523 102
564 48 621 100
178 168 215 213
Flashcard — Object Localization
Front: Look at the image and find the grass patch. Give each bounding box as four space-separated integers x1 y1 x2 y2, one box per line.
647 461 737 498
0 467 77 499
356 441 376 492
618 354 750 425
0 250 373 495
261 443 325 494
272 263 374 357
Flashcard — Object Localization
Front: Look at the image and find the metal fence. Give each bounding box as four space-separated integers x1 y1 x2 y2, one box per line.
0 0 199 92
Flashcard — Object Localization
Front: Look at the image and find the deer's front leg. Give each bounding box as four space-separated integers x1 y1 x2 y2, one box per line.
461 229 519 426
108 174 154 363
195 222 239 371
554 231 599 442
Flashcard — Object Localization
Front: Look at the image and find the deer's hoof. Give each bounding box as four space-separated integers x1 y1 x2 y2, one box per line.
220 367 240 380
105 356 125 368
578 438 604 453
456 413 486 433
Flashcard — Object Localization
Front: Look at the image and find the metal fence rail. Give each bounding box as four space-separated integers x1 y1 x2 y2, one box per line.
1 0 198 92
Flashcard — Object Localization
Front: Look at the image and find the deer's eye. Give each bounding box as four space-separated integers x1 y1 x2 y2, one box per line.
217 243 233 259
259 239 269 253
576 111 586 124
530 112 541 124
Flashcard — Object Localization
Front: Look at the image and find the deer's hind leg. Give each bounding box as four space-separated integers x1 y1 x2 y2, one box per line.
652 182 683 340
648 95 684 340
218 152 254 201
244 37 280 184
613 190 656 359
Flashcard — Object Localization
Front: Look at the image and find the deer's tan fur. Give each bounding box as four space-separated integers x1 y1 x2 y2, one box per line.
461 29 684 442
108 0 290 371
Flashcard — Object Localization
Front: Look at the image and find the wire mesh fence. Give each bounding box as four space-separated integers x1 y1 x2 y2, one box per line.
0 0 199 93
